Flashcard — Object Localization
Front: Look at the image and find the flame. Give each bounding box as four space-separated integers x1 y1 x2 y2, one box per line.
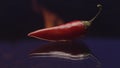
32 0 64 28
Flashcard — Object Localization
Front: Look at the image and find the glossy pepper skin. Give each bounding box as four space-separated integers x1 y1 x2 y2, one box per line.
28 20 90 41
28 4 102 42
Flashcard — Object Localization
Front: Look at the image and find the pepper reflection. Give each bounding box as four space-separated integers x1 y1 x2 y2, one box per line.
30 41 93 60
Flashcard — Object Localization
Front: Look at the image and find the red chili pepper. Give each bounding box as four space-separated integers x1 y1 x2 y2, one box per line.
28 4 102 42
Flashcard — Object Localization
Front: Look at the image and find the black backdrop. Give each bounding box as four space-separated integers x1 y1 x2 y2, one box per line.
0 0 120 40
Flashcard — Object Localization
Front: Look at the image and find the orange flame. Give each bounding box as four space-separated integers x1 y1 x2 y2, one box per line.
32 0 64 28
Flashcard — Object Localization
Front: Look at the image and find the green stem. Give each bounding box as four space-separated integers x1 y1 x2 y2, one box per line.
89 4 103 23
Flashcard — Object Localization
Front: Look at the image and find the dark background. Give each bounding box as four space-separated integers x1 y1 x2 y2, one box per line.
0 0 120 40
0 0 120 68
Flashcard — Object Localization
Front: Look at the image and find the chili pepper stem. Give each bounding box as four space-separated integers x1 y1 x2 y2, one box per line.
89 4 102 23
